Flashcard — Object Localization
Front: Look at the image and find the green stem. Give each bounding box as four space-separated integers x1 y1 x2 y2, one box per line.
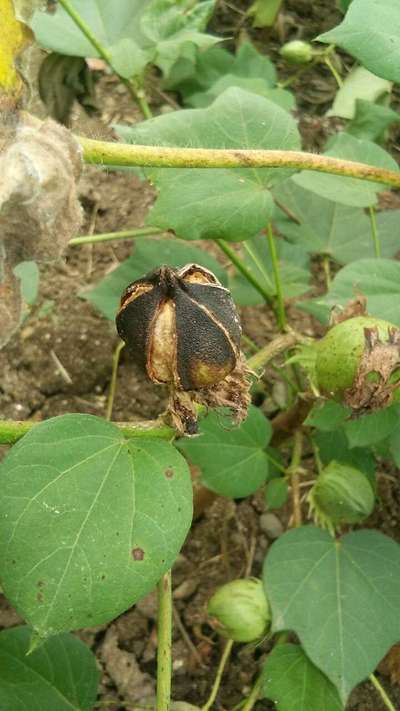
247 332 298 371
69 227 163 246
266 223 286 330
322 254 331 290
241 673 263 711
369 673 397 711
216 239 273 305
0 419 174 445
201 639 234 711
106 341 125 421
368 206 381 258
78 136 400 189
157 570 172 711
287 430 303 527
324 55 343 88
57 0 152 117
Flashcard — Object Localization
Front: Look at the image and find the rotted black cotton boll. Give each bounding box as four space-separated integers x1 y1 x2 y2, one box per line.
116 264 251 434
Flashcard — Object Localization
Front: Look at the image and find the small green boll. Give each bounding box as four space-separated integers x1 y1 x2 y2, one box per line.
280 40 314 65
308 461 375 533
207 578 270 643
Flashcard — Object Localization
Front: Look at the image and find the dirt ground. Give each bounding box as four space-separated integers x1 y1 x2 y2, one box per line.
1 0 400 709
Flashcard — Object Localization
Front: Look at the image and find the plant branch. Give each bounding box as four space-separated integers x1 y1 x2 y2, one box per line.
0 419 174 446
201 639 234 711
57 0 152 118
287 429 303 527
216 239 273 305
241 673 263 711
266 223 286 330
369 673 397 711
157 570 172 711
106 341 125 421
69 227 164 246
247 332 298 371
78 136 400 188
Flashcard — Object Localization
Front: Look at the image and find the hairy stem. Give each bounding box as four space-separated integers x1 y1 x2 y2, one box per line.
201 639 234 711
69 227 164 246
57 0 152 117
247 332 298 371
369 673 397 711
266 223 286 330
216 239 273 305
78 136 400 188
287 429 304 527
368 206 381 258
157 570 172 711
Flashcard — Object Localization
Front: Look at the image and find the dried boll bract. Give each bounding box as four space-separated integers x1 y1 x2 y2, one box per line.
116 264 251 434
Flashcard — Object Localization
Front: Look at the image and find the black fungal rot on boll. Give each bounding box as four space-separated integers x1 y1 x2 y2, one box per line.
116 264 251 434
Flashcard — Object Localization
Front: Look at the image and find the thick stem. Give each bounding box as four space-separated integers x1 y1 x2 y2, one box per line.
0 419 174 445
216 239 273 305
287 430 303 527
69 227 163 246
78 136 400 189
57 0 151 117
368 206 381 258
266 223 286 330
369 673 397 711
157 570 172 711
201 639 234 711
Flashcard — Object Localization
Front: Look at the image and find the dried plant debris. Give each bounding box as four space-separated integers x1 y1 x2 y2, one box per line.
344 326 400 412
0 112 83 348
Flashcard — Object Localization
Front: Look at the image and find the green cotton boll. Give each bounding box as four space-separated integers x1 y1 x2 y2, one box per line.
207 578 270 642
308 461 375 533
315 315 400 400
280 40 314 65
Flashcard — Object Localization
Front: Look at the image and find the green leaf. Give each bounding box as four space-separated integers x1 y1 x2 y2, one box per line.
292 133 399 207
165 41 277 101
119 88 301 242
177 405 272 498
0 415 192 635
188 76 294 111
31 0 217 79
274 181 400 262
0 626 99 711
82 237 227 321
327 66 391 120
322 258 400 325
262 643 343 711
265 478 288 510
317 0 400 83
305 401 350 432
229 233 310 306
347 99 400 142
343 404 400 447
264 526 400 702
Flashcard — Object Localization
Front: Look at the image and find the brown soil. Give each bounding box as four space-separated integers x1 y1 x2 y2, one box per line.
1 1 400 709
